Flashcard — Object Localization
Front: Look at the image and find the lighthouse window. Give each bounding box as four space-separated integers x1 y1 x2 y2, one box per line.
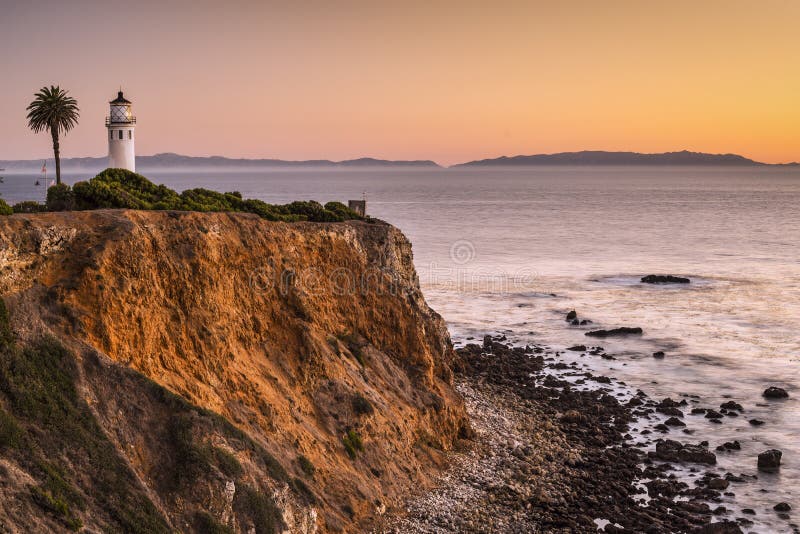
128 130 132 140
110 130 113 140
119 130 123 140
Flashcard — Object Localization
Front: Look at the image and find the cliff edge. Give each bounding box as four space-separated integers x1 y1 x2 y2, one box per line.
0 210 468 533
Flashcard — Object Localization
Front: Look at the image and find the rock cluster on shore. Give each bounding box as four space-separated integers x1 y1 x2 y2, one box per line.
378 336 778 533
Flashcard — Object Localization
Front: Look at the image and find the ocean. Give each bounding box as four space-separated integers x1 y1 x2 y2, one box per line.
2 165 799 531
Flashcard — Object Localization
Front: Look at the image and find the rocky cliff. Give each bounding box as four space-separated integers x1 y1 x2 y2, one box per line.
0 210 468 533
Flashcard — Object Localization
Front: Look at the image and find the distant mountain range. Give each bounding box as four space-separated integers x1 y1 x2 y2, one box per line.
0 153 440 172
455 150 798 167
1 150 797 172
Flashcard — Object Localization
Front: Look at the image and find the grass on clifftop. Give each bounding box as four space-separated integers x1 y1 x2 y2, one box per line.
9 167 366 223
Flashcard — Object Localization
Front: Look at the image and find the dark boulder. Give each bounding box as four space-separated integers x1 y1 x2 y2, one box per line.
720 401 743 412
641 274 691 284
585 327 643 338
774 502 791 512
653 351 665 358
763 387 789 399
664 417 686 427
748 419 765 426
651 439 716 465
566 310 577 321
757 449 782 472
567 345 587 352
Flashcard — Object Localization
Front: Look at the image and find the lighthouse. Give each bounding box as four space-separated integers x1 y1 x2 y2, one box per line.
106 90 136 171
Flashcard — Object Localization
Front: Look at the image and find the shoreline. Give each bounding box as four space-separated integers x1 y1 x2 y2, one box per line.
378 335 790 533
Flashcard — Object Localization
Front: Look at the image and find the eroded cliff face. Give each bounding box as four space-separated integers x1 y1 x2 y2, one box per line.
0 210 468 533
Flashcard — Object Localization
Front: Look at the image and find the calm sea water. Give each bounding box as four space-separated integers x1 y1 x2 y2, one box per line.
3 166 799 531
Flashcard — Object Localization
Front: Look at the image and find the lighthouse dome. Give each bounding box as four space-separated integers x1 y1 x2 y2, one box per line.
108 91 133 123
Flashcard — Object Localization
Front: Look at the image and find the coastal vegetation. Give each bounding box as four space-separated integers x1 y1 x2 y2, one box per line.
7 167 365 222
26 86 80 185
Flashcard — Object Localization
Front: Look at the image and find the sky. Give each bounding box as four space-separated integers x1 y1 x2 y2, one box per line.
1 0 799 166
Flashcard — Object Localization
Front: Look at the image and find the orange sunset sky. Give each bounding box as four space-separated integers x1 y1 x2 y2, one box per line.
1 0 799 165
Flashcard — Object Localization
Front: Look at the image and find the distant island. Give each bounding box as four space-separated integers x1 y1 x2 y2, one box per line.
455 150 799 167
2 150 798 172
0 153 441 172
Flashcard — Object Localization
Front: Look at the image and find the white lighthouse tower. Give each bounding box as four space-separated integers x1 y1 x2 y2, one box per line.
106 90 136 171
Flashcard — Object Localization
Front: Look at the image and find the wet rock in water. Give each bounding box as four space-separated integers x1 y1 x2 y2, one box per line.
571 319 580 325
658 406 684 417
715 441 741 452
651 439 717 465
757 449 782 472
567 345 587 352
566 310 577 321
720 401 743 412
579 319 592 325
774 502 791 512
641 274 691 284
748 418 765 426
705 410 724 420
689 520 743 533
653 351 665 358
664 417 686 427
763 387 789 399
741 509 756 515
585 327 643 338
707 478 730 490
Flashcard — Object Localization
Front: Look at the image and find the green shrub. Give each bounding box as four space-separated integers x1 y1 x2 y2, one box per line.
234 484 284 534
73 168 181 210
12 200 47 213
195 511 234 534
46 184 75 211
324 201 363 220
352 393 374 416
342 429 364 459
0 409 21 449
297 454 315 477
211 446 243 478
0 199 12 216
166 414 212 488
31 486 83 531
0 298 12 347
70 168 361 223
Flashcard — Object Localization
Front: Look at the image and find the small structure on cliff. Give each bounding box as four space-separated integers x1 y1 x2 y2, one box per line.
106 90 136 172
348 192 367 217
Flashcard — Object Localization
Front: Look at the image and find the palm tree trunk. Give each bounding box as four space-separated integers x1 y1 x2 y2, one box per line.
50 126 61 185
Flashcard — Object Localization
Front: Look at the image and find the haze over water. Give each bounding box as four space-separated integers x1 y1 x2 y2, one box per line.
3 165 799 531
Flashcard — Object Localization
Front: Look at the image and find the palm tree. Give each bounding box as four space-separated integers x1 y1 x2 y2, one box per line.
26 86 80 185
